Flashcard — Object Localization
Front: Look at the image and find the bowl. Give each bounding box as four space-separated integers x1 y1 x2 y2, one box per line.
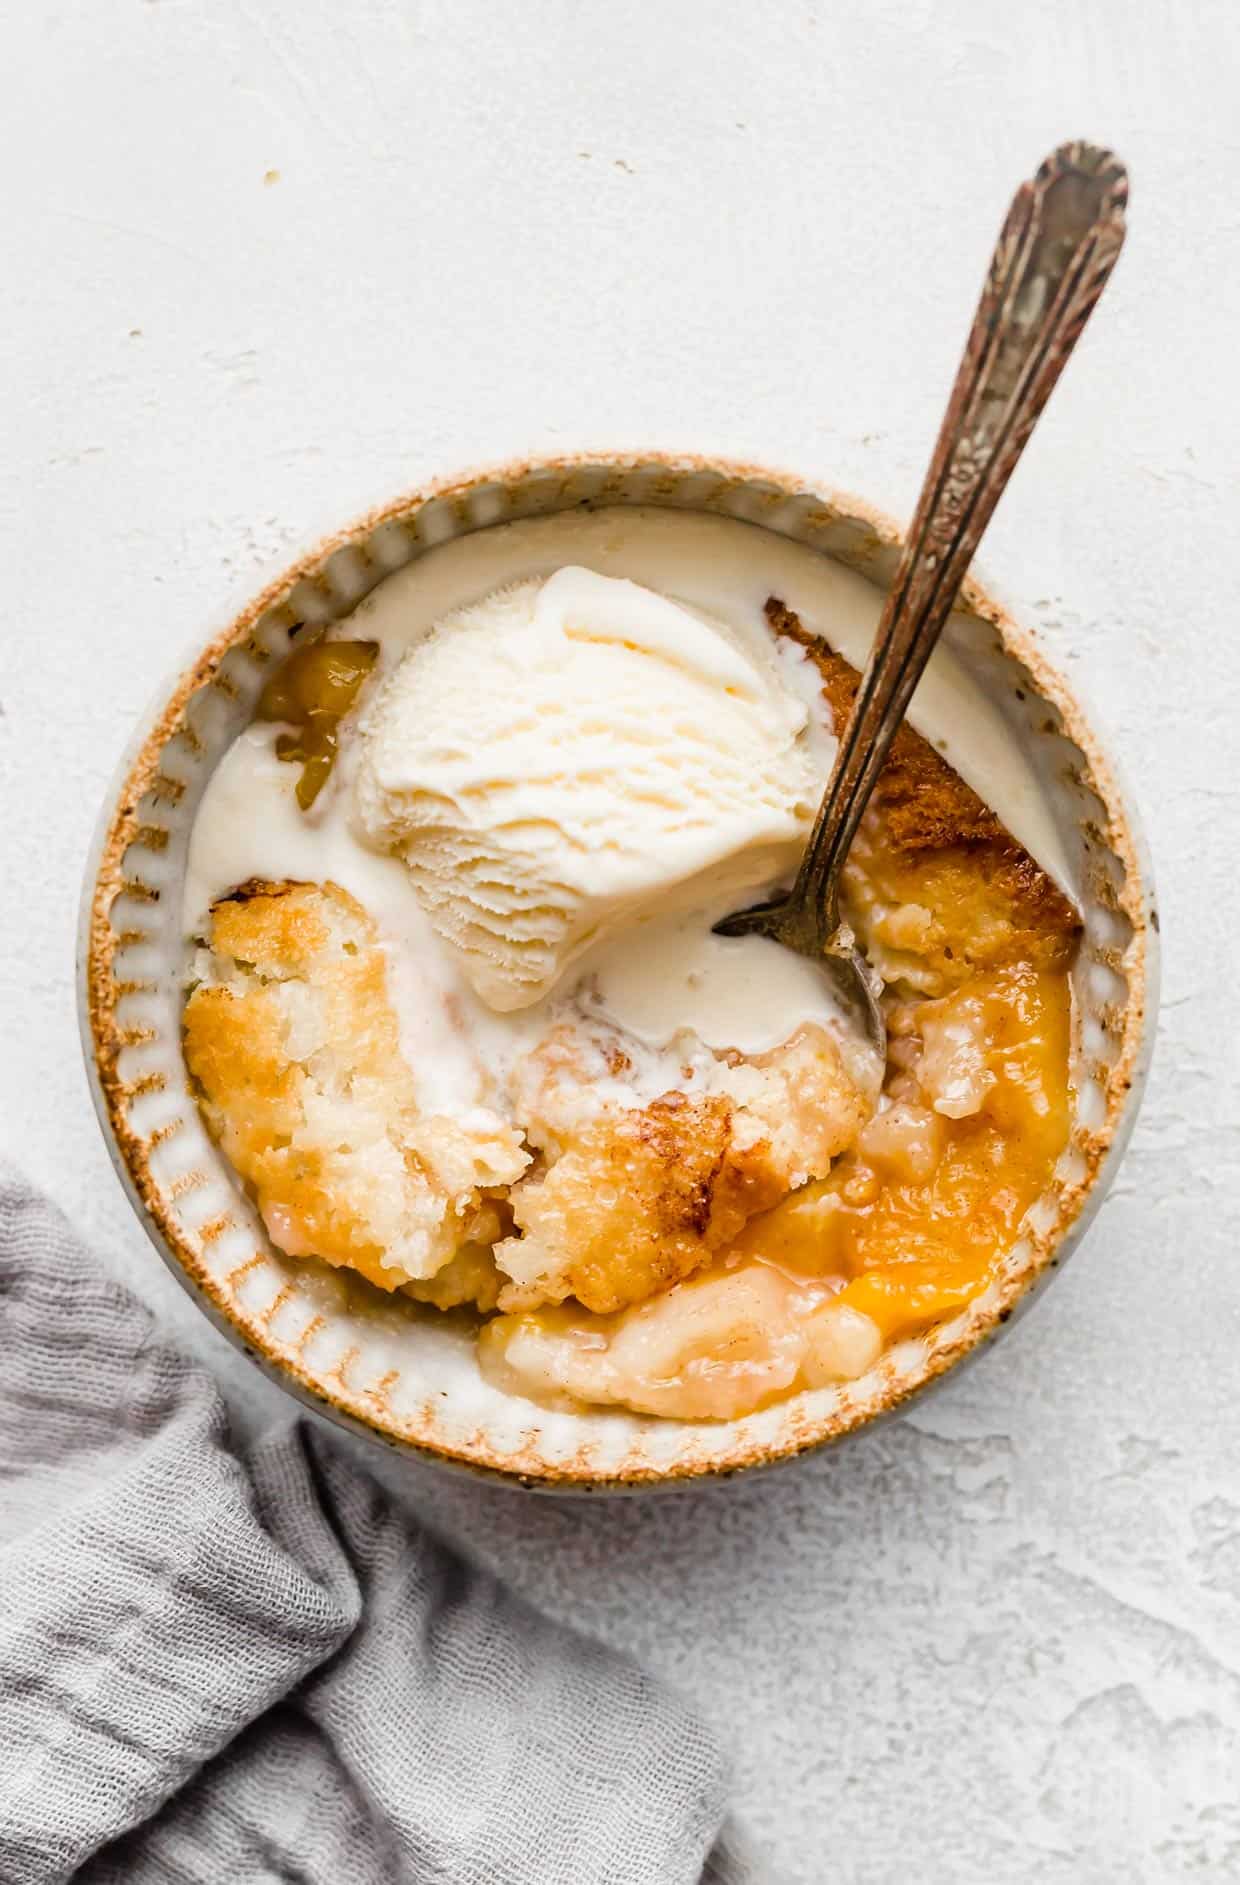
79 452 1156 1489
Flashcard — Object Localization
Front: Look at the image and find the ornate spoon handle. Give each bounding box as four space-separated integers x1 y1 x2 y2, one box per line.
792 141 1128 940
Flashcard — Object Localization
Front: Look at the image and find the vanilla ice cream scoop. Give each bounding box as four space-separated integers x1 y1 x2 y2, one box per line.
354 566 829 1011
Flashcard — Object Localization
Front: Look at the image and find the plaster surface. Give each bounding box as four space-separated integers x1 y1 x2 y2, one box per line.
2 3 1237 1879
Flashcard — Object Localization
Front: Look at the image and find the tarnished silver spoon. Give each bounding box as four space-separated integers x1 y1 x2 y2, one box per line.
715 140 1128 1056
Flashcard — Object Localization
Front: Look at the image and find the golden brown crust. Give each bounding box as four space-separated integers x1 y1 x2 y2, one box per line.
496 1023 872 1315
183 881 526 1291
766 598 1014 851
207 876 339 972
497 1090 781 1314
765 597 1080 990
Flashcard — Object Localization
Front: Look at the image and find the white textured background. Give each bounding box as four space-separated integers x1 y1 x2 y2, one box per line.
2 4 1237 1880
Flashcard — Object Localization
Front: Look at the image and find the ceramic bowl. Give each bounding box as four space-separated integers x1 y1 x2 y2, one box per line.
79 452 1156 1489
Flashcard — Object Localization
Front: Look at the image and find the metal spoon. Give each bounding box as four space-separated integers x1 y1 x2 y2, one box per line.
715 140 1128 1056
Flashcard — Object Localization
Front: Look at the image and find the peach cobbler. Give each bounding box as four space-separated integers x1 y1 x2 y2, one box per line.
183 525 1078 1423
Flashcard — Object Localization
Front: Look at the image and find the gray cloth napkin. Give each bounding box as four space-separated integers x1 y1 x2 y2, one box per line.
0 1167 745 1885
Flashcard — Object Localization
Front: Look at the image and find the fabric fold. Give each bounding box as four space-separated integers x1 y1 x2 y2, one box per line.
0 1167 736 1884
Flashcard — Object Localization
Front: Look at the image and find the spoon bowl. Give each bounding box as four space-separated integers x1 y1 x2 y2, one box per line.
712 896 885 1055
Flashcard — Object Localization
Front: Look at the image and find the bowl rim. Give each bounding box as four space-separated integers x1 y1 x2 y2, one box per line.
79 448 1159 1491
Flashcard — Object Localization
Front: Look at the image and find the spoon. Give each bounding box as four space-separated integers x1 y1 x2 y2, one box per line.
715 140 1128 1056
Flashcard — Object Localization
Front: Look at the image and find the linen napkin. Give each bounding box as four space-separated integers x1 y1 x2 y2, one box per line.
0 1165 747 1884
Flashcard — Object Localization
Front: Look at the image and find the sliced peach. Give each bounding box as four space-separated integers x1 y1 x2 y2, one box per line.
837 1263 988 1340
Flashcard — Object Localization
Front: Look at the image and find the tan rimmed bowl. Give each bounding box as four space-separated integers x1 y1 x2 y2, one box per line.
79 452 1157 1490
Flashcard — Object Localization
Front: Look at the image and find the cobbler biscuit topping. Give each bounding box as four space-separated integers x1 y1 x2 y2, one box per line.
183 528 1078 1423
